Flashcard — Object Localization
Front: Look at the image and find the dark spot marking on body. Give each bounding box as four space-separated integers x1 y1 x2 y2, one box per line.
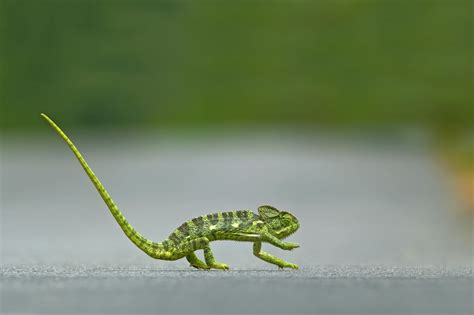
223 212 233 224
178 222 190 235
192 216 204 230
128 229 137 238
237 211 247 221
138 238 147 249
210 213 219 225
169 232 180 245
221 212 229 228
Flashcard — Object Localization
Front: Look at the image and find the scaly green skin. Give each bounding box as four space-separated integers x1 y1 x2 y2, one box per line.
41 113 300 270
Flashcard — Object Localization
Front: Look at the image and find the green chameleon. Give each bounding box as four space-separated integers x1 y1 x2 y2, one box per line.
41 113 300 270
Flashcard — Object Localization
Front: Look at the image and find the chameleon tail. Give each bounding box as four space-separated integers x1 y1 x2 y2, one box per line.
40 113 166 259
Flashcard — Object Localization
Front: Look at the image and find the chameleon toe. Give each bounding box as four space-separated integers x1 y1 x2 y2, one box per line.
209 263 230 270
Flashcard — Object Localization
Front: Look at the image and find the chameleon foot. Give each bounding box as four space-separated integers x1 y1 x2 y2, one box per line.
208 262 230 270
278 263 299 269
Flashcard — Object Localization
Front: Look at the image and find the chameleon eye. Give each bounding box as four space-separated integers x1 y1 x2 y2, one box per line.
281 213 295 221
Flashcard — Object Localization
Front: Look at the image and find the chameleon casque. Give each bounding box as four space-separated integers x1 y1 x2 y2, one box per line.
41 113 300 270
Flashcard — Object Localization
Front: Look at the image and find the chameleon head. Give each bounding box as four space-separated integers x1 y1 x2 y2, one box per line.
258 205 300 239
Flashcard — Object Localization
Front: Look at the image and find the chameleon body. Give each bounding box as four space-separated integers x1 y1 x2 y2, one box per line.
41 113 300 270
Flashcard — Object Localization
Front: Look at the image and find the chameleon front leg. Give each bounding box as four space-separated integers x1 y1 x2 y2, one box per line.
260 231 300 251
253 241 299 269
186 253 209 270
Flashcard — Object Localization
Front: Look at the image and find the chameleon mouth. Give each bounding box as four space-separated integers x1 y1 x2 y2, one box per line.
276 224 299 239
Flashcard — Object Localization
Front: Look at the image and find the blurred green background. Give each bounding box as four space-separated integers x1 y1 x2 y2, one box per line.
1 0 472 133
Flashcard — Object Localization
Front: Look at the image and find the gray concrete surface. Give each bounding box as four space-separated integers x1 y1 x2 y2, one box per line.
1 265 472 314
1 131 473 314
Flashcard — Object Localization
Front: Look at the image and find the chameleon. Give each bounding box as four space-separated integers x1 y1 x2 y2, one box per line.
41 113 300 270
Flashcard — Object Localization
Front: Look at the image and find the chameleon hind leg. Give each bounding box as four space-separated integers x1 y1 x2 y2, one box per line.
186 253 209 270
202 241 229 270
253 241 298 269
170 237 229 270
